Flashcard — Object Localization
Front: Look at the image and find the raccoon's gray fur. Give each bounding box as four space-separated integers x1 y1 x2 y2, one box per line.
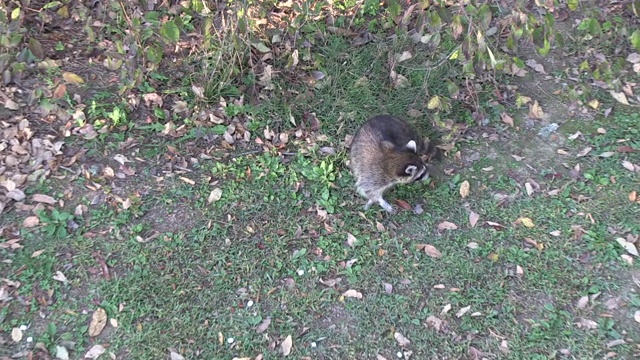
349 115 431 213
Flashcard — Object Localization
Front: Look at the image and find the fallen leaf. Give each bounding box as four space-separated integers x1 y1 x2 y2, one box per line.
587 99 600 109
568 131 582 140
207 188 223 203
342 289 363 299
89 308 108 337
467 242 479 249
598 151 615 158
609 90 629 105
11 327 23 342
383 282 393 294
634 310 640 323
576 295 589 309
281 335 293 356
528 100 544 119
617 145 636 153
256 317 271 334
394 332 411 347
549 230 561 237
456 305 471 317
63 72 84 84
525 182 534 196
516 265 524 275
23 216 40 227
437 221 458 230
629 191 637 202
576 318 598 329
416 244 442 258
440 304 452 315
525 59 546 73
576 147 592 157
346 232 357 247
469 211 480 227
376 221 385 232
616 237 639 256
395 51 413 62
56 345 70 360
517 217 535 228
32 194 56 204
170 351 185 360
500 112 514 127
53 271 68 284
621 254 634 265
31 250 44 258
622 160 635 172
607 339 626 348
512 155 525 161
459 180 470 198
487 253 499 261
84 345 106 359
395 199 412 210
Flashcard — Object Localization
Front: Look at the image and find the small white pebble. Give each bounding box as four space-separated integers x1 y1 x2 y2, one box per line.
297 269 304 276
26 337 33 342
247 300 254 307
227 337 234 344
397 351 403 358
311 342 317 348
19 325 27 331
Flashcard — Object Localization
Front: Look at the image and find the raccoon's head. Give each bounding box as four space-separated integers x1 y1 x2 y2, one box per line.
384 140 429 184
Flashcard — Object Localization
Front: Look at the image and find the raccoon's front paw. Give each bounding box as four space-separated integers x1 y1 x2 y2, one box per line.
379 199 395 214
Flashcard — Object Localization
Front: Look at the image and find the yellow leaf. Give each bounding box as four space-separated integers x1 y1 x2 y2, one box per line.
459 180 470 198
427 96 441 109
517 217 535 228
88 308 107 337
62 72 84 84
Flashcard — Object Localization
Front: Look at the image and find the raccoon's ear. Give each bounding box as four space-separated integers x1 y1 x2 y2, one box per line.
406 140 417 153
404 165 418 176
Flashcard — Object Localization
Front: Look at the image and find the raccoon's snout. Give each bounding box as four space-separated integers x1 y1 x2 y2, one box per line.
413 165 429 182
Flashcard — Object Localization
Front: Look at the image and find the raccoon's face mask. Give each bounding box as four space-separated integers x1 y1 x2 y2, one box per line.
404 163 429 183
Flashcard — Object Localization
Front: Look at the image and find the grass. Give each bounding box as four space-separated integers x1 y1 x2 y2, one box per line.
1 2 640 360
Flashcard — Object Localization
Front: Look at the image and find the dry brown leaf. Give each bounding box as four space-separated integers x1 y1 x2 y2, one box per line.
500 112 514 127
416 244 442 258
609 90 629 105
469 211 480 228
256 317 271 334
467 242 479 249
207 188 222 203
11 327 22 342
549 230 561 237
31 250 44 258
459 180 470 198
622 160 635 172
376 221 385 232
528 100 544 119
53 271 68 284
32 194 56 204
629 191 637 202
440 304 452 315
84 345 106 359
346 232 357 247
281 335 293 356
576 295 589 309
23 216 40 227
456 305 471 318
89 308 108 337
437 221 458 230
576 147 593 157
616 237 639 256
383 282 393 294
394 332 411 347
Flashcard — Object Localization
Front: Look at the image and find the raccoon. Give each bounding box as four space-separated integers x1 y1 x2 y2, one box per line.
349 115 432 213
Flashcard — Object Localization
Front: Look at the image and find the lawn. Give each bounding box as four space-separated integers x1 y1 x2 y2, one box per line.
1 1 639 359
